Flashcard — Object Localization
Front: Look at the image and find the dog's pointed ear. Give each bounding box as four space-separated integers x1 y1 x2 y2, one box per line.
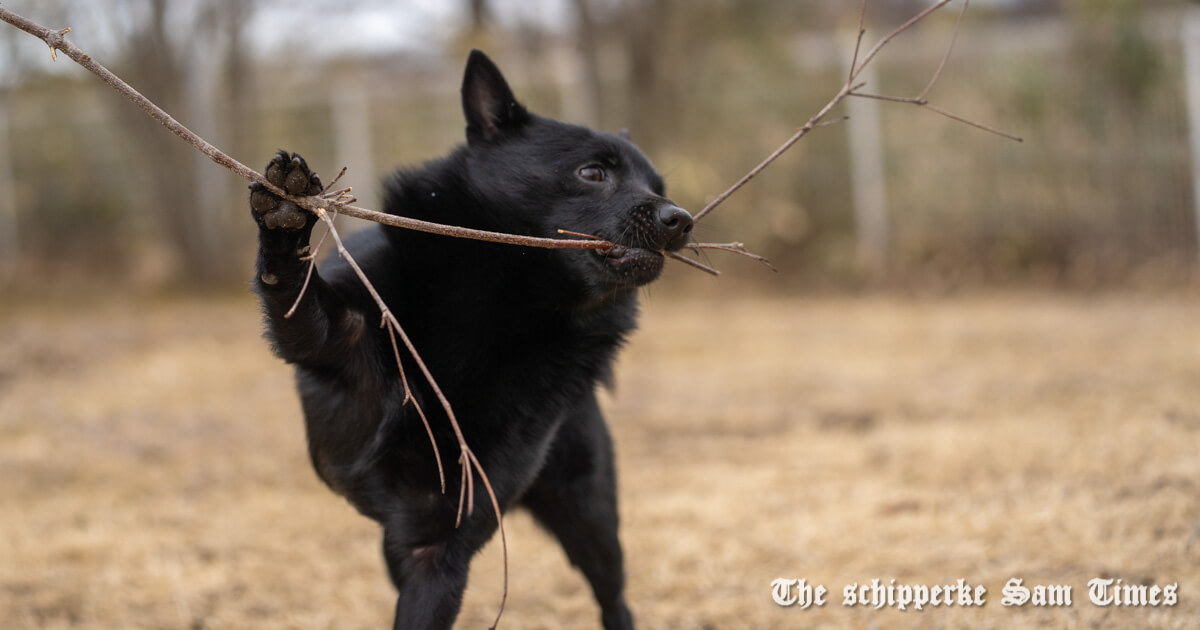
462 50 528 144
619 128 632 141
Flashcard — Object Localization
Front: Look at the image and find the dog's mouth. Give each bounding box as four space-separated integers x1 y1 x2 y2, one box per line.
593 242 666 287
579 202 694 289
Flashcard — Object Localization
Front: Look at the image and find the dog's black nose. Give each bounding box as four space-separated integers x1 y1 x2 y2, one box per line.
657 204 694 251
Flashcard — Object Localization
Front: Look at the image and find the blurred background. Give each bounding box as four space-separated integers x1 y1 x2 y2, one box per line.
0 0 1196 292
4 2 1200 629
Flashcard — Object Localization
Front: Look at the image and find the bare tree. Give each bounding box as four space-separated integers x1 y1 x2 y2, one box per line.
102 0 251 283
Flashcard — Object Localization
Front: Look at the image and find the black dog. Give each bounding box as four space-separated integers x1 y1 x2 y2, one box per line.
249 50 692 630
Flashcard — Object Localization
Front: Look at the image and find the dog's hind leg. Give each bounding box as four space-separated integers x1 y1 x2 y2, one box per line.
522 392 635 630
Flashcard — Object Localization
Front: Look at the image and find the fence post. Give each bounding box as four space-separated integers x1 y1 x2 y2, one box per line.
1184 6 1200 262
189 55 226 260
0 95 17 280
331 72 377 233
842 36 889 277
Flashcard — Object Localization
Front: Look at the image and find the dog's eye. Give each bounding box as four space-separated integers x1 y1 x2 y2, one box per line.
577 165 606 183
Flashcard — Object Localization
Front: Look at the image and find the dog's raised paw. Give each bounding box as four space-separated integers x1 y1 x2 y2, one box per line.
250 150 324 230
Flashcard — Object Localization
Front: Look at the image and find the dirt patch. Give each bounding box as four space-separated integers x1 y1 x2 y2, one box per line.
2 293 1197 629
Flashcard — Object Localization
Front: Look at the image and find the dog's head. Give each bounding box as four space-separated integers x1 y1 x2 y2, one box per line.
458 50 693 298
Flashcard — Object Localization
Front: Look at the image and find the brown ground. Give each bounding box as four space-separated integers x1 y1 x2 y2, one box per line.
2 291 1198 629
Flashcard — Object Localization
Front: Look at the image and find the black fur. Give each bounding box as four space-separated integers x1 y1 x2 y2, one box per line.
249 50 693 630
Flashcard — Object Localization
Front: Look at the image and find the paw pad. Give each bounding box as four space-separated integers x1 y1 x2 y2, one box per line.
250 150 324 231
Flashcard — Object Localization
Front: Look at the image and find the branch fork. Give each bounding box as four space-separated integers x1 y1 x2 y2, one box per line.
690 0 1020 227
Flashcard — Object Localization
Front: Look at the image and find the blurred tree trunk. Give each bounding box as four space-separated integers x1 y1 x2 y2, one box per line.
458 0 492 53
198 0 254 281
0 92 17 281
0 25 18 280
114 0 197 279
112 0 250 285
571 0 604 128
468 0 489 33
624 0 668 153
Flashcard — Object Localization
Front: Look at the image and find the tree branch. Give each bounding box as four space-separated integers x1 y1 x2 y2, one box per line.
0 5 778 279
693 0 1020 223
918 0 970 101
666 251 721 276
850 0 956 79
686 241 776 271
691 80 863 223
0 7 612 254
847 0 1022 144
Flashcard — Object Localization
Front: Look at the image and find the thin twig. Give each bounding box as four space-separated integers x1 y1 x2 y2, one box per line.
284 212 335 320
455 455 469 527
848 91 927 105
851 0 956 80
687 242 776 271
314 206 507 623
918 0 970 101
691 80 858 223
923 103 1024 142
466 448 508 630
847 0 1022 144
814 115 851 129
384 320 446 494
695 0 1020 223
454 454 476 526
323 186 354 200
321 166 349 194
692 1 958 223
316 210 448 494
665 251 720 276
847 0 867 85
556 229 604 240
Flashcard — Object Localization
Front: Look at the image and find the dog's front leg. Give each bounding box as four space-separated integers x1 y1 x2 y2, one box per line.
381 514 500 630
250 150 355 368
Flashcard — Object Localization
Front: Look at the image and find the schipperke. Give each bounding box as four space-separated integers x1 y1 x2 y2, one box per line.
249 50 692 630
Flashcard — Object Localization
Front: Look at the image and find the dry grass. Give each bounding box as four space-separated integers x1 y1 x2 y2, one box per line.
2 291 1198 629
